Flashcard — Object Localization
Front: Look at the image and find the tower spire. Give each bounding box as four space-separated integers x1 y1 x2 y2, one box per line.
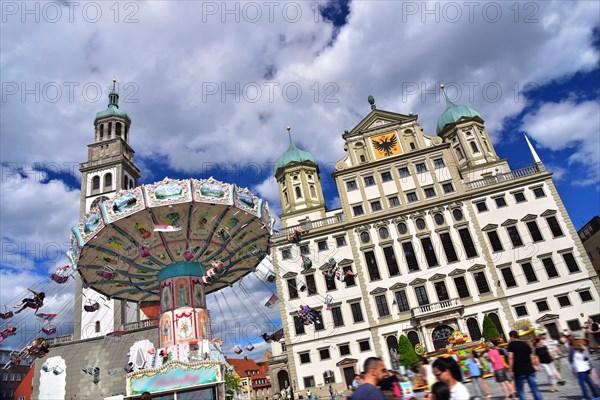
440 84 456 109
108 79 119 108
523 133 542 164
286 126 293 145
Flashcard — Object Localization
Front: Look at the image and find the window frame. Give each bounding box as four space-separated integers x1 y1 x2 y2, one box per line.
350 302 364 323
380 171 393 182
346 180 358 191
364 176 376 187
375 294 390 317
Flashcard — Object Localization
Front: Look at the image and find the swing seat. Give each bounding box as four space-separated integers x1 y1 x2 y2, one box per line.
42 327 56 335
53 366 64 375
100 270 117 280
301 256 312 269
298 283 307 292
327 258 337 268
266 274 276 283
84 302 100 312
139 247 151 258
183 250 194 261
51 273 69 284
233 345 243 354
245 344 255 351
0 311 13 319
26 299 42 309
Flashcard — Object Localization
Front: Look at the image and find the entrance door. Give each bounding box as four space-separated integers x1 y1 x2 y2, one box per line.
343 366 356 389
545 323 560 340
431 325 454 350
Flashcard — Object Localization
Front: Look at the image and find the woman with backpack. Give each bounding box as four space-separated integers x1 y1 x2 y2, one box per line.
465 350 493 398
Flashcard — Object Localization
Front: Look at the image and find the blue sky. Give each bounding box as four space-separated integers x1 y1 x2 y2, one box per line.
1 1 599 358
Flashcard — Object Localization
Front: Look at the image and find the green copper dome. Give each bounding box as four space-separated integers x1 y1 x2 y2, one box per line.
436 91 481 134
95 82 131 123
275 128 316 170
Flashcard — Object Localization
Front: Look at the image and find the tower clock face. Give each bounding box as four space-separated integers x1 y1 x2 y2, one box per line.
370 132 402 159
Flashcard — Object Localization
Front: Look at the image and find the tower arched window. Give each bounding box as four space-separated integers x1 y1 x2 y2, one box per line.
295 186 302 199
116 122 122 138
104 173 113 189
455 147 464 160
467 317 482 341
470 141 480 154
99 124 104 141
130 178 134 189
283 190 289 205
108 122 112 138
484 140 491 153
310 185 316 198
92 176 100 191
124 125 129 142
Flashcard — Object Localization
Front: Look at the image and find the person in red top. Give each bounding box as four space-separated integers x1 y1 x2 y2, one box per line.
485 341 512 400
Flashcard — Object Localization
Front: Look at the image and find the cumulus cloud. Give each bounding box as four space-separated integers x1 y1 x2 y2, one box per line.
521 100 600 186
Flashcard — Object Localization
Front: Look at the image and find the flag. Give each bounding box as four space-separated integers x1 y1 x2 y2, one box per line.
35 313 57 321
264 294 278 308
154 224 182 232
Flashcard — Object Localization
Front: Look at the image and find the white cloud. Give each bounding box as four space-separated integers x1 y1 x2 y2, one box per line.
521 100 600 186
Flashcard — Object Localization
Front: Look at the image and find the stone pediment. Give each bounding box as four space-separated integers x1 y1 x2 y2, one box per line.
370 287 387 295
536 313 559 323
501 219 518 226
301 268 316 274
482 224 498 231
409 278 427 286
336 358 358 366
344 109 416 138
541 209 557 217
282 272 297 279
428 273 446 281
389 282 407 290
448 269 466 276
521 214 537 221
338 259 354 266
467 264 486 272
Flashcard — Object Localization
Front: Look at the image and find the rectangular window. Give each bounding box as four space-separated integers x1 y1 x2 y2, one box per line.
567 319 582 332
536 300 549 312
526 221 544 242
352 205 364 216
303 376 315 388
473 271 491 294
313 310 324 331
288 279 299 299
515 305 528 317
343 265 356 287
381 171 393 182
383 246 400 276
494 196 507 208
339 344 351 356
371 200 382 212
358 340 370 352
300 352 311 364
476 201 488 212
364 176 375 186
454 276 470 298
317 240 328 251
533 187 545 198
458 228 478 258
434 281 450 301
375 294 390 317
521 262 538 283
406 191 418 203
442 182 455 194
336 236 347 247
331 306 344 327
421 237 439 267
398 167 410 178
506 226 524 247
487 231 504 252
346 180 357 191
294 316 305 335
2 373 6 381
300 245 310 255
95 321 101 333
439 232 459 263
350 303 364 323
557 295 571 307
395 290 410 312
389 196 400 207
415 162 428 173
514 192 526 203
424 187 437 198
579 290 593 302
325 275 337 291
546 216 564 237
542 257 559 278
433 158 446 168
282 249 291 260
562 252 580 273
500 267 517 288
306 275 317 295
402 241 420 272
415 286 429 306
364 250 381 280
319 348 331 360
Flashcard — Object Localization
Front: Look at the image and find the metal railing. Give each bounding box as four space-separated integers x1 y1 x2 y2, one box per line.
272 213 345 239
464 165 541 191
412 298 462 317
80 155 125 169
123 318 158 332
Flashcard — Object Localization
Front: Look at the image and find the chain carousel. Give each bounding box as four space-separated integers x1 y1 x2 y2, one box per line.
68 177 273 398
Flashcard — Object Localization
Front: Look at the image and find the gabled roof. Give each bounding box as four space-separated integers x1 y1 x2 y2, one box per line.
344 109 417 139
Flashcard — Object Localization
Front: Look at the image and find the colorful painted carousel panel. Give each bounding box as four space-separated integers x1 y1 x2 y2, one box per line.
73 207 105 245
192 178 233 205
234 186 261 216
144 178 192 207
102 187 146 223
128 362 221 396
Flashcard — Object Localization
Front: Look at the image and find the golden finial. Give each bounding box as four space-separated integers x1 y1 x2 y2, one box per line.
286 126 293 144
286 126 291 132
440 83 445 90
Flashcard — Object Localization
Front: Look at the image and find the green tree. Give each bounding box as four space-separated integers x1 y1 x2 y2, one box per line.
397 334 420 369
481 315 501 340
225 368 244 400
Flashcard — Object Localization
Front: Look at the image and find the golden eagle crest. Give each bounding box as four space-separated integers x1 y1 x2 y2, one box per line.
372 134 399 157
